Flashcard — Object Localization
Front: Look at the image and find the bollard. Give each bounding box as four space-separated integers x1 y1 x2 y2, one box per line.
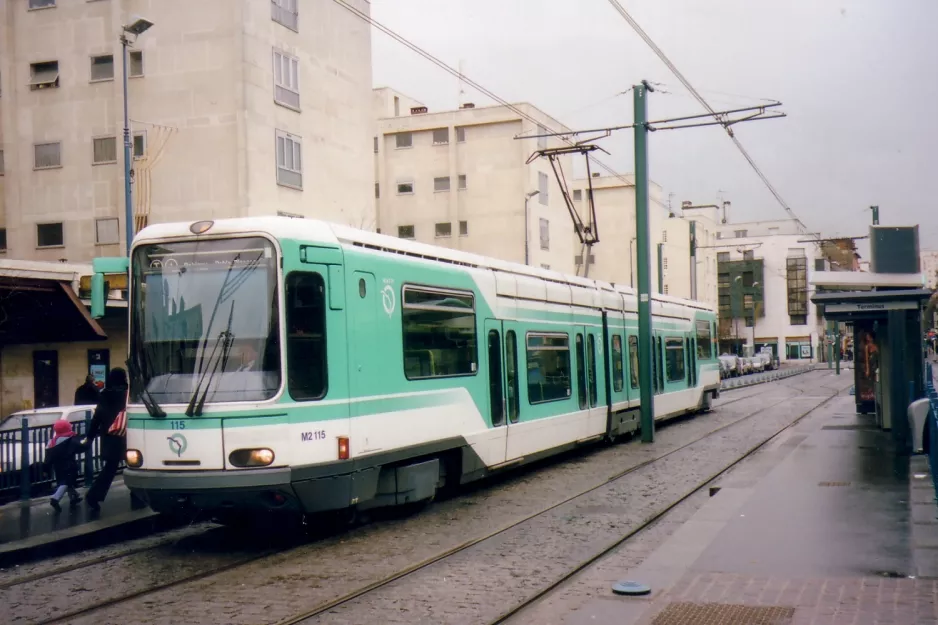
83 409 94 486
19 416 30 501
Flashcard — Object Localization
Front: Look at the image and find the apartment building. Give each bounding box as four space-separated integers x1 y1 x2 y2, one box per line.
922 250 938 290
715 219 825 361
374 89 577 274
566 176 720 309
0 0 373 413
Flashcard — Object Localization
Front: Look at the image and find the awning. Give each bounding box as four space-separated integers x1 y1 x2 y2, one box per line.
812 288 933 322
0 277 107 346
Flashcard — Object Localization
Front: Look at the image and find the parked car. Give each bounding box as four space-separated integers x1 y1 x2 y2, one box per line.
739 357 753 375
750 356 765 373
0 405 95 472
719 354 740 378
756 349 776 370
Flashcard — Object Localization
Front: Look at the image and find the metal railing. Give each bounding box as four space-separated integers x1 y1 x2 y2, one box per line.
720 363 818 391
0 411 115 504
926 362 938 504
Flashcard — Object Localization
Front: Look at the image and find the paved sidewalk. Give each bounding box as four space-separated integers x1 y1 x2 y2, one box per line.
0 478 163 566
560 391 938 625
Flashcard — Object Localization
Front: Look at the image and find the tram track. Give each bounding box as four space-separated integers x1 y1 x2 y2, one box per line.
16 372 826 625
273 377 824 624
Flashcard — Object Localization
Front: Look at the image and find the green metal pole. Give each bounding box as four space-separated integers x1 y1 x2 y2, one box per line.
657 243 664 294
634 82 655 443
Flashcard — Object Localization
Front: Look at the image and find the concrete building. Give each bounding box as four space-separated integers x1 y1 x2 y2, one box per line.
0 0 374 412
921 250 938 290
715 219 825 362
566 177 720 310
374 89 577 274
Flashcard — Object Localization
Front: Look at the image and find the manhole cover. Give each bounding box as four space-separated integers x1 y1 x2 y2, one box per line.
651 602 794 624
818 481 852 487
612 581 651 596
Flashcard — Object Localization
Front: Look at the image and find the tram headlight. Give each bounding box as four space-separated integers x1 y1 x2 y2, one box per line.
229 448 275 467
126 449 143 468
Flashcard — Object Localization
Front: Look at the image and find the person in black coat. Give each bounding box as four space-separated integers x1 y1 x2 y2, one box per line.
74 375 100 405
44 419 86 512
85 367 128 511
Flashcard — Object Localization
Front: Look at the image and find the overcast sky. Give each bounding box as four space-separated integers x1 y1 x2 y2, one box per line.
371 0 938 253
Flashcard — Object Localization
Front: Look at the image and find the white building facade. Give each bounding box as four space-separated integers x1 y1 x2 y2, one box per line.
374 91 576 274
922 250 938 290
0 0 374 413
715 219 824 362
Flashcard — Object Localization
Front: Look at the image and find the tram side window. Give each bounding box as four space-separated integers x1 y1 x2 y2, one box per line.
696 320 712 359
526 333 571 404
402 286 477 379
505 330 520 423
286 272 328 400
628 336 639 389
666 337 685 382
611 335 624 392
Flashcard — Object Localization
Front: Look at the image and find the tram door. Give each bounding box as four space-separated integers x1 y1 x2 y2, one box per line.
484 319 519 464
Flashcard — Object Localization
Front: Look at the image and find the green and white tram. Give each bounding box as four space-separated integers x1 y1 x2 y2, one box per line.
89 217 720 519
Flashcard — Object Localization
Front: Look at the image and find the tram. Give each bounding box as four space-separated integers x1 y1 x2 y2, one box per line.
89 217 720 519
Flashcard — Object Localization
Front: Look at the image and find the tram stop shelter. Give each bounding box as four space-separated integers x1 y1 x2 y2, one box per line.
811 270 931 453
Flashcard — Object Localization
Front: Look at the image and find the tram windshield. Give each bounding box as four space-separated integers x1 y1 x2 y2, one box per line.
130 237 281 405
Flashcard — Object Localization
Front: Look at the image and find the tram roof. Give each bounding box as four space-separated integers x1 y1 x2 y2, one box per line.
134 217 715 314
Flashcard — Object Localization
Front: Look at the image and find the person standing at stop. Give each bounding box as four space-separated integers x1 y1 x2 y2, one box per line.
85 368 128 511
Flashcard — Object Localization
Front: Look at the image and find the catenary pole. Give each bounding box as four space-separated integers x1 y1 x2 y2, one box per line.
635 82 655 443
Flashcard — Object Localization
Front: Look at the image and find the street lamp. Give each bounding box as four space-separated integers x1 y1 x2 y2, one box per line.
120 17 154 257
524 190 539 265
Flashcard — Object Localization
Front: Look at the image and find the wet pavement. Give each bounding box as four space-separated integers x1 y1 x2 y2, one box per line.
0 479 161 567
522 390 938 625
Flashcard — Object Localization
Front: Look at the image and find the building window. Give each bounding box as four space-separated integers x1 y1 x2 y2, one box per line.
573 189 582 201
432 128 449 145
395 132 413 149
539 218 549 251
695 320 712 359
717 252 730 263
133 132 146 159
743 294 754 310
29 61 59 90
374 183 379 199
402 287 476 380
29 0 56 9
92 136 117 164
95 218 120 245
271 0 298 31
663 257 668 270
458 174 467 190
34 142 61 169
435 222 452 238
526 333 570 404
37 222 64 247
456 127 466 143
398 225 415 239
0 150 4 176
662 230 668 243
734 229 748 238
397 181 414 195
275 130 302 189
538 172 549 205
743 250 754 261
745 316 754 328
90 54 114 82
537 124 547 150
273 49 300 109
0 229 6 252
459 221 468 236
129 51 144 78
663 284 669 295
433 176 450 192
790 315 807 326
540 264 550 270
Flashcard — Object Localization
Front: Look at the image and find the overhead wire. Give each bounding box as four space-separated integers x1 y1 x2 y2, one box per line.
604 0 805 231
330 0 636 188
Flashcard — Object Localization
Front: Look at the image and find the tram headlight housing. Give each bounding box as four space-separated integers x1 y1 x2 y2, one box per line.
126 449 143 468
229 448 275 467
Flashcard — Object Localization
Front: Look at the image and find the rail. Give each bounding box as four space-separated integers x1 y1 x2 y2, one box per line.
926 361 937 506
0 412 117 504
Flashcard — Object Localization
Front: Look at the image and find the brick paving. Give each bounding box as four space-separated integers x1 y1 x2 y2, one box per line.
642 569 938 624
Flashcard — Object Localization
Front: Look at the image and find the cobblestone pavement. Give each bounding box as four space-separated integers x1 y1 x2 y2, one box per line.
8 372 845 625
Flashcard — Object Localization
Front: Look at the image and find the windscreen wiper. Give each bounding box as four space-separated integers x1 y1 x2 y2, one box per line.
128 355 166 419
193 329 235 417
185 303 235 417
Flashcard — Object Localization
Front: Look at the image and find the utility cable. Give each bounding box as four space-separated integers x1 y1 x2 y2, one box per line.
604 0 804 230
331 0 636 188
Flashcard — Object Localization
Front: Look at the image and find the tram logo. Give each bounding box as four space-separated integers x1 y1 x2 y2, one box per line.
167 433 188 457
381 284 396 317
